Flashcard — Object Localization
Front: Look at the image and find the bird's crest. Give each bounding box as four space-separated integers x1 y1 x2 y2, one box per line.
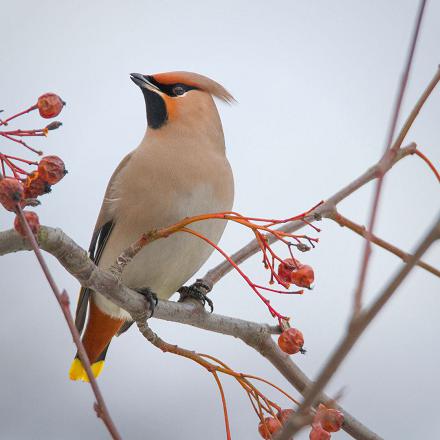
152 71 235 103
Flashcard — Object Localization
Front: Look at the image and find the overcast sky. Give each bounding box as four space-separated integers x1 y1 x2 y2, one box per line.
1 1 439 439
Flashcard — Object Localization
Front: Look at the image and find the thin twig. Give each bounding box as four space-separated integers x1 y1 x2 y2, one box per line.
212 371 232 440
413 148 440 182
352 0 428 316
14 206 122 440
135 319 289 440
391 67 440 152
328 209 440 278
0 104 37 126
0 132 43 155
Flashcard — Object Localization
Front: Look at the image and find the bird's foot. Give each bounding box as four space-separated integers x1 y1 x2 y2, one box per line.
178 279 213 313
135 287 158 317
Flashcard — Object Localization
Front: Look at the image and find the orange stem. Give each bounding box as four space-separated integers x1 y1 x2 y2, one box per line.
181 227 288 320
414 149 440 182
212 372 231 440
241 374 300 406
199 354 291 414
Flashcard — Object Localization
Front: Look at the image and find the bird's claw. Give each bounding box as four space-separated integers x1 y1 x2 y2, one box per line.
135 287 158 317
178 279 213 313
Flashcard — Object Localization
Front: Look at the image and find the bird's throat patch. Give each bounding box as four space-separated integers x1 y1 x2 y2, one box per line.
142 88 168 129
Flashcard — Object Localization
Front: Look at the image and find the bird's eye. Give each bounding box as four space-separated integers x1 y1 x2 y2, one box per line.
173 85 185 96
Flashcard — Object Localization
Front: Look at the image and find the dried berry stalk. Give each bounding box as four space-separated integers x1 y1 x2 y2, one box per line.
110 208 320 323
135 318 300 440
14 205 122 440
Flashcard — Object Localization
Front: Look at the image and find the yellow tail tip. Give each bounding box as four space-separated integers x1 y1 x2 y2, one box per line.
69 358 105 382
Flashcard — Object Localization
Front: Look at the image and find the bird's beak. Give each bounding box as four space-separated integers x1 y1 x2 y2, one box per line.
130 73 161 93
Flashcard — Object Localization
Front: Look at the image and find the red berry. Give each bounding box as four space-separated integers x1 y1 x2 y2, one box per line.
278 328 305 355
314 404 344 433
14 211 40 236
310 423 331 440
24 172 51 199
38 155 67 184
277 409 294 424
37 93 65 118
278 259 314 288
290 264 314 288
258 417 282 439
278 258 296 285
0 177 24 211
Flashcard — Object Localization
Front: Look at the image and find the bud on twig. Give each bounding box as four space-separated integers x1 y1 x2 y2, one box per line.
21 198 41 208
45 121 63 131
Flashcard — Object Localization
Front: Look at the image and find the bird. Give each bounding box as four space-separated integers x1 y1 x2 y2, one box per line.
69 71 235 381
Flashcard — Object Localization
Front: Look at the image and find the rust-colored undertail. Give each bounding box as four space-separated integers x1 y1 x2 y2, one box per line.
69 299 124 382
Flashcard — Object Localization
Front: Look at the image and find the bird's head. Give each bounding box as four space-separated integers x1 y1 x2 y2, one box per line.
130 71 234 130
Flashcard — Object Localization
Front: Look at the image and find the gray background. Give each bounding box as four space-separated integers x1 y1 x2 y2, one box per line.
1 1 439 439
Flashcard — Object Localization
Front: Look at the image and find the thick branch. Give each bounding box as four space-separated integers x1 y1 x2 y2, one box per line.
0 226 150 319
0 226 380 440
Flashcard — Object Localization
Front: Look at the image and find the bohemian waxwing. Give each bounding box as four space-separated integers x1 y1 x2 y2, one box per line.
70 71 234 381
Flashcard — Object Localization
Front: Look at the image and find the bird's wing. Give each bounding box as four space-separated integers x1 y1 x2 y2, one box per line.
116 320 134 336
74 152 133 334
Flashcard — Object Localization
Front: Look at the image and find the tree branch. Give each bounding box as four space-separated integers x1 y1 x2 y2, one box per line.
351 0 428 317
13 207 122 440
328 209 440 278
0 225 381 440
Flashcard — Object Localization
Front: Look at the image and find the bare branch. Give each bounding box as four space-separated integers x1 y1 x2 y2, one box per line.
328 209 440 278
13 207 122 440
413 148 440 182
352 0 433 315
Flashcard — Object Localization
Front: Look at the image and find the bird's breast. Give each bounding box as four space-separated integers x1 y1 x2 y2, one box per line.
94 146 233 319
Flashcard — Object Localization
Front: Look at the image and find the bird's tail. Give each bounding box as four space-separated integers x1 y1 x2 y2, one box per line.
69 344 109 382
69 299 124 382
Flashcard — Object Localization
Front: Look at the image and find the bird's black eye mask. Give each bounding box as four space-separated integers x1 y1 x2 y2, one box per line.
146 76 198 97
141 76 199 129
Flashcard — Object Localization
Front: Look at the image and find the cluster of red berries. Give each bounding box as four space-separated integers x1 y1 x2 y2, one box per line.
278 258 315 289
310 404 344 439
257 404 343 439
0 93 66 237
24 155 67 198
258 408 294 439
275 258 313 355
